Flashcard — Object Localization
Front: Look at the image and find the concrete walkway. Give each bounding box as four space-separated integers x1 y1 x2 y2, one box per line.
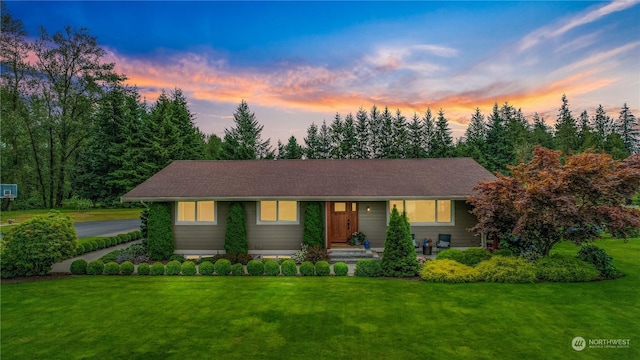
50 240 143 273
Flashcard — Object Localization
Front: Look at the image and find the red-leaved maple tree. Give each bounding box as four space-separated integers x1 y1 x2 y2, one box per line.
468 147 640 256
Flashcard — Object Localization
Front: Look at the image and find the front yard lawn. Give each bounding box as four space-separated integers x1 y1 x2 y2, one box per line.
2 240 638 359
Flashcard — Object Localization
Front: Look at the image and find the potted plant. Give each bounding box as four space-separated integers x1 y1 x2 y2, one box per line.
348 231 366 246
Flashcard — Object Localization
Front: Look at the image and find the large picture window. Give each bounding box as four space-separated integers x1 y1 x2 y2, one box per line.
176 201 216 224
388 200 453 225
258 200 298 224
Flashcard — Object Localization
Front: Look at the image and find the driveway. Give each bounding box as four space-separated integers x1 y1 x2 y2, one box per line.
74 219 141 238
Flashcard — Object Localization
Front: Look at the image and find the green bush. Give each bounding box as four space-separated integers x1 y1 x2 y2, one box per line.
75 244 86 256
104 261 120 275
436 249 466 263
96 239 107 249
476 256 536 283
380 207 418 277
82 241 95 252
333 262 349 276
70 259 87 275
492 248 514 257
304 247 329 264
315 260 330 276
86 260 104 275
147 203 174 261
181 261 197 276
169 254 185 263
166 260 182 275
214 259 232 276
578 243 620 278
536 254 599 282
281 260 298 276
140 208 149 239
299 261 315 276
137 263 150 275
303 202 324 247
462 248 493 266
354 259 383 277
264 259 280 276
419 259 479 283
198 261 215 275
150 262 165 276
246 260 264 276
224 203 248 254
120 261 135 275
0 212 77 278
231 262 244 276
61 195 93 210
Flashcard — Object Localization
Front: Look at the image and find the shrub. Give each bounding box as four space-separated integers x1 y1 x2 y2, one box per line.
83 241 95 252
86 260 104 275
75 244 86 256
578 243 620 278
231 263 244 276
222 253 238 264
380 207 418 277
536 254 599 282
97 239 107 249
291 244 309 264
492 248 514 257
181 261 197 276
354 259 383 277
224 203 248 254
104 261 120 275
140 208 149 239
165 260 182 275
246 260 264 276
214 259 232 276
120 261 135 275
436 249 465 263
0 212 77 278
116 253 133 264
299 261 315 276
315 261 330 276
70 259 87 275
264 260 280 276
150 262 165 276
137 262 150 275
236 253 253 265
476 256 536 283
303 202 324 247
419 259 479 283
198 261 215 275
61 195 93 210
462 248 493 266
304 247 329 264
169 254 185 263
333 262 349 276
281 260 298 276
147 203 174 261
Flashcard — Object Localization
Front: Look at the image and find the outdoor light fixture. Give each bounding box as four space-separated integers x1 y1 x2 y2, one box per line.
366 206 371 213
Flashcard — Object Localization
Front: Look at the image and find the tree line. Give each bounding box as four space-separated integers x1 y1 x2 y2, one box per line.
1 6 638 210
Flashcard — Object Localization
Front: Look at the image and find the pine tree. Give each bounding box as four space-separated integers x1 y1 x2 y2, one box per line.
616 103 638 154
329 112 344 159
391 109 408 158
279 135 303 159
368 105 383 158
407 112 426 158
204 134 222 160
377 107 395 158
221 100 274 160
430 108 453 158
554 94 579 154
422 108 436 157
342 113 357 159
380 206 419 277
530 113 554 149
460 107 487 165
304 122 321 159
485 103 511 173
318 120 332 159
354 107 371 159
591 105 612 151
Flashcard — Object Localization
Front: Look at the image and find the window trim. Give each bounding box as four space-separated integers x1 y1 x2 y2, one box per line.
257 200 300 225
387 199 455 226
175 200 217 225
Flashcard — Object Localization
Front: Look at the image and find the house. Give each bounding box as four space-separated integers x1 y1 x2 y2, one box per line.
121 158 496 256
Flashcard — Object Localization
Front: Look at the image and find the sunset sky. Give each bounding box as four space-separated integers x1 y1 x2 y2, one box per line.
8 1 640 142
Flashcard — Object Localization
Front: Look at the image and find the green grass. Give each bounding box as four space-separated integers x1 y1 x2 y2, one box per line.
2 240 638 359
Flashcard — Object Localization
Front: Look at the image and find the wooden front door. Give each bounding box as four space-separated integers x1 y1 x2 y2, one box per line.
328 201 359 247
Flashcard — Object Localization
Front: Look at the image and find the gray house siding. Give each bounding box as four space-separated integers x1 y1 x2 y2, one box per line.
358 202 388 248
173 202 228 252
246 202 307 251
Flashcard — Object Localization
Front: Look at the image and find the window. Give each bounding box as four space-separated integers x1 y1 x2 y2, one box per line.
258 200 299 224
176 201 216 224
388 200 453 225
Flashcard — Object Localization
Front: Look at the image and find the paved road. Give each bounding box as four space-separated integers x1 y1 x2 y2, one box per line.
74 219 141 238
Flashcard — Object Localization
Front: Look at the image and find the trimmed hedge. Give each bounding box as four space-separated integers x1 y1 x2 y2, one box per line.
246 260 264 276
104 261 121 275
264 260 280 276
224 203 248 254
150 262 165 276
303 202 324 247
120 261 135 275
147 203 174 261
462 248 493 266
436 249 466 263
536 254 599 282
181 261 197 276
214 259 232 276
354 259 382 277
333 262 349 276
165 260 182 276
137 263 150 275
578 243 620 278
419 259 479 283
198 261 215 275
476 256 536 283
281 260 298 276
74 231 143 257
315 261 330 276
231 263 244 276
299 261 315 276
70 259 88 275
86 260 104 275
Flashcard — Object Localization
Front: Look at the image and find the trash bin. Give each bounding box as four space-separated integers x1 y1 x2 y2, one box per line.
423 239 432 255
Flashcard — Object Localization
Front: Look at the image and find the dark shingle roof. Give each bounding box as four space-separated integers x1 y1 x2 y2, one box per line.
121 158 495 201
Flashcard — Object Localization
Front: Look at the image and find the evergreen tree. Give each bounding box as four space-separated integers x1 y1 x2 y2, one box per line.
406 112 426 158
329 113 344 159
341 113 357 159
554 94 579 154
368 105 383 158
318 120 332 159
304 122 321 159
279 135 303 159
391 109 408 158
530 113 554 149
221 100 273 160
354 107 371 159
577 110 594 150
204 134 222 160
484 103 511 173
616 103 638 154
422 108 436 157
591 105 612 151
224 203 248 254
430 108 453 157
505 105 531 164
377 107 395 158
459 108 487 165
380 206 419 277
303 202 323 248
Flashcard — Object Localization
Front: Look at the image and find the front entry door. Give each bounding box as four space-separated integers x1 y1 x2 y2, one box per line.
329 202 359 246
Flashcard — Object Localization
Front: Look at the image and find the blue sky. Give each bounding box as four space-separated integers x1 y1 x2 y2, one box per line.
7 1 640 142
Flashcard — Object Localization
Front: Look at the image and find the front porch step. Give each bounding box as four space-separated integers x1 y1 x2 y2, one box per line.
328 248 379 263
